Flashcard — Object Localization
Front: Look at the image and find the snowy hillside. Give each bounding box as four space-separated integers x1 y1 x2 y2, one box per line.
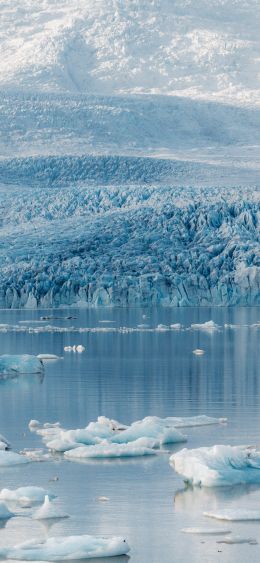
1 0 259 105
0 0 259 308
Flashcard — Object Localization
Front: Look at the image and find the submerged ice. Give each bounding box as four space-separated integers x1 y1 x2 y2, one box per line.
170 445 260 487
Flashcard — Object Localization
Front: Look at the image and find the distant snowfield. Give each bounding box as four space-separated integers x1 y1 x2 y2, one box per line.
0 0 259 104
0 1 259 308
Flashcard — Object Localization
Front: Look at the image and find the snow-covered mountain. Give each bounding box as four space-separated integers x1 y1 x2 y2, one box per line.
0 1 259 307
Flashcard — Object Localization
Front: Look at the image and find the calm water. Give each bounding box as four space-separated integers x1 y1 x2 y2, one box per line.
0 307 259 562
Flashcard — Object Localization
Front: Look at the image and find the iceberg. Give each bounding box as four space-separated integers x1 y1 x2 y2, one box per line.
33 496 68 520
64 439 158 459
0 486 56 505
0 355 44 377
217 536 257 545
0 451 29 467
37 354 61 360
204 509 260 521
181 528 231 535
170 445 260 487
0 534 130 560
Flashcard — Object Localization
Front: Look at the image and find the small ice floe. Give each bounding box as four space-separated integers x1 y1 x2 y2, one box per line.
98 496 109 502
204 509 260 521
0 487 56 506
28 420 41 430
64 439 158 459
192 349 205 355
170 323 181 330
170 445 260 487
0 534 130 560
20 448 53 462
217 535 258 545
190 320 219 331
181 528 231 535
0 451 29 467
156 324 169 331
0 502 15 519
37 354 61 361
64 345 85 352
0 355 44 377
33 496 68 520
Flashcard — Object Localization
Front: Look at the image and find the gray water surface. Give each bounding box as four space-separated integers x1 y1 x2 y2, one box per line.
0 307 259 562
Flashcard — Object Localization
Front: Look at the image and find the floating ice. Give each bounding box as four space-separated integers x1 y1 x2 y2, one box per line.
181 528 231 535
0 534 130 560
37 354 61 360
64 439 158 459
0 355 44 377
217 536 258 545
204 509 260 521
64 345 85 352
0 487 56 505
170 445 260 487
33 496 68 520
192 349 205 355
30 415 226 458
0 451 29 467
0 502 14 519
0 434 10 451
190 321 219 331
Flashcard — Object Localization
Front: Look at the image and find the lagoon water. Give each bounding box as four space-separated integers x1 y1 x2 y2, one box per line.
0 306 259 562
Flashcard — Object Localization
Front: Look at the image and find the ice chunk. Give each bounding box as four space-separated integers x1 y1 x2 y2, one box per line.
191 321 219 331
192 349 205 355
0 451 29 467
37 354 61 360
181 528 231 535
170 445 260 487
111 418 187 445
33 496 68 520
204 509 260 521
0 502 14 519
0 434 10 450
0 355 43 377
0 534 130 560
217 535 258 545
0 487 56 505
76 345 85 352
64 439 158 459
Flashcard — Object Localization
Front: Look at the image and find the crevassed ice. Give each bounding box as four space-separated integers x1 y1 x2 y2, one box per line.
170 445 260 487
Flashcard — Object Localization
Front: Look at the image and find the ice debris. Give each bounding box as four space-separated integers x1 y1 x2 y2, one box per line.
0 486 56 505
64 345 85 352
170 445 260 487
190 321 219 331
204 509 260 521
33 496 68 520
0 434 10 451
29 415 225 459
217 536 258 545
181 528 231 535
37 354 61 360
0 355 44 377
192 349 205 355
0 534 130 560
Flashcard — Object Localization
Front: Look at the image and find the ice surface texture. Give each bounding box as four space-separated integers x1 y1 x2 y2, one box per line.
0 534 130 560
170 445 260 486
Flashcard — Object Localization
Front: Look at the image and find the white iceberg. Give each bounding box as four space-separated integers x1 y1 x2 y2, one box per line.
0 501 14 519
64 439 158 459
0 355 43 377
0 451 29 467
33 496 68 520
0 486 56 505
37 354 61 360
204 509 260 521
170 445 260 487
181 527 231 535
0 534 130 560
190 321 219 331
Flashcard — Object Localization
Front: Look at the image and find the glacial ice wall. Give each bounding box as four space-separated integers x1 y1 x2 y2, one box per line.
0 181 258 308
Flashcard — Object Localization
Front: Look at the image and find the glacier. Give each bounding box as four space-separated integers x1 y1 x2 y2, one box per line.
0 0 259 308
